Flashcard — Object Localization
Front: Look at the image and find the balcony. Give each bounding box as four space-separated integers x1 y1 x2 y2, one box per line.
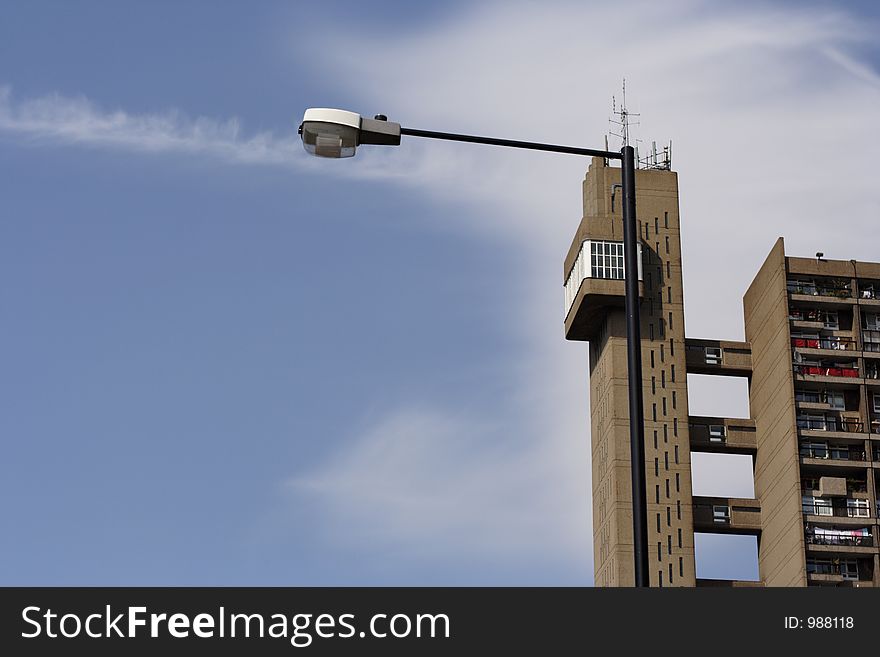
688 416 757 454
563 239 644 341
804 528 873 549
793 363 860 382
684 339 752 377
806 557 873 585
799 444 867 462
796 415 864 434
693 497 761 534
791 336 857 352
802 499 872 520
788 278 854 300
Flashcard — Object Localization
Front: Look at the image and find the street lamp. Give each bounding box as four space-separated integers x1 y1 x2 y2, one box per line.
298 108 650 587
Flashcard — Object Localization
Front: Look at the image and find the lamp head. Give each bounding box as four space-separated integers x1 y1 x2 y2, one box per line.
299 108 401 158
299 108 360 158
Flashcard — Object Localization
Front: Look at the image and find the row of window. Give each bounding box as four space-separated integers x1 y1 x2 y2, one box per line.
802 497 870 518
790 310 880 332
789 278 880 301
563 240 643 315
806 558 861 580
799 441 865 461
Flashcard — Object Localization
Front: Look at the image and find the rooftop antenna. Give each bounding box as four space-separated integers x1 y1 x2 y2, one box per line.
609 78 640 149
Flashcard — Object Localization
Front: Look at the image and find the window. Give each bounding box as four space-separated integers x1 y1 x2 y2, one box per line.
847 499 869 518
823 311 839 330
806 558 833 575
712 505 730 523
840 560 859 581
704 347 722 364
800 441 829 459
708 425 726 442
788 279 817 295
590 240 624 280
863 330 880 352
826 391 845 410
865 313 880 330
802 496 832 516
873 393 880 414
795 389 821 404
797 413 836 432
801 476 819 490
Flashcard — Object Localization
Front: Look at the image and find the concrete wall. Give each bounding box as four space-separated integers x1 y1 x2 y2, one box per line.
744 238 807 586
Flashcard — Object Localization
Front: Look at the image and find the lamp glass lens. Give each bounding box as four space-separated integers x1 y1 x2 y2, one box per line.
301 122 357 158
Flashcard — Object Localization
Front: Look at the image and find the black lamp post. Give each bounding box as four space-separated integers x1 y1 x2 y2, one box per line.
299 108 650 587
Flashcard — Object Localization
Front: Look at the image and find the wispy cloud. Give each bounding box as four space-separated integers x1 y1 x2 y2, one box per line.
0 85 303 166
290 406 592 578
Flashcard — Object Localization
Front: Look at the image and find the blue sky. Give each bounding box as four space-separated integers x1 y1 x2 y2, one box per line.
1 0 879 585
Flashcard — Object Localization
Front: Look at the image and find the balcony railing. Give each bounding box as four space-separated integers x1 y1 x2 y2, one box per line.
797 417 863 432
799 446 867 461
792 337 857 351
802 504 871 518
805 532 874 547
794 364 859 378
789 308 840 326
806 562 867 580
788 280 853 298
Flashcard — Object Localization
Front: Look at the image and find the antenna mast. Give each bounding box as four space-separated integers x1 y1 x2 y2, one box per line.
609 78 640 148
608 79 672 170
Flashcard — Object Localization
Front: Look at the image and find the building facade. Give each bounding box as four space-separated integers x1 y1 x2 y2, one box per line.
564 157 880 587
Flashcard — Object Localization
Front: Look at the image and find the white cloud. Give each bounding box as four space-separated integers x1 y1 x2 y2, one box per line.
0 85 303 166
290 406 592 578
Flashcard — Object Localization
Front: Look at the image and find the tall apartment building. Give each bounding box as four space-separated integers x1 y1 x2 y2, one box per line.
564 156 880 587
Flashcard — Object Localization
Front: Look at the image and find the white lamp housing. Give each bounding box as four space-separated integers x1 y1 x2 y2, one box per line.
300 108 361 158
